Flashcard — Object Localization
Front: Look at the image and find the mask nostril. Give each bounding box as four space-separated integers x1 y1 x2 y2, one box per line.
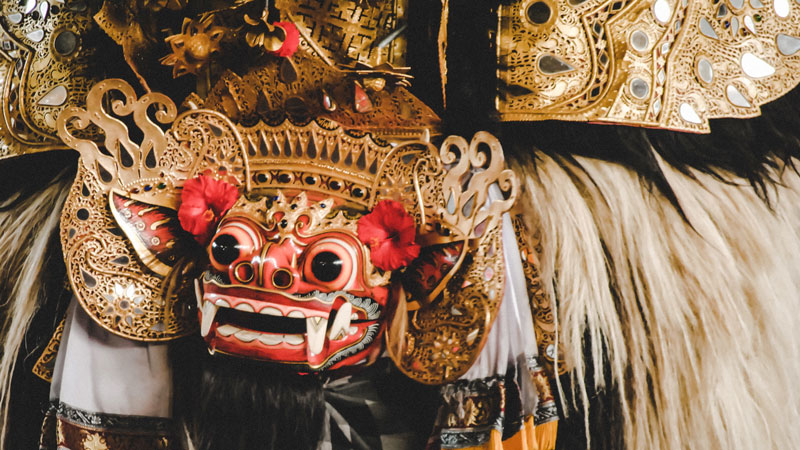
271 268 293 289
234 262 254 283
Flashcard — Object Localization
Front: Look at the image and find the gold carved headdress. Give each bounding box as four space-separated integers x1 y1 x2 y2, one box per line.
494 0 800 132
55 57 517 382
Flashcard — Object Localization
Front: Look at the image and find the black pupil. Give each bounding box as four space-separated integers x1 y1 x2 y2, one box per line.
211 234 240 266
311 251 343 282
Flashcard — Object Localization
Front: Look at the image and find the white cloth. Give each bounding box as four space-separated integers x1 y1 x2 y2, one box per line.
50 298 173 418
460 184 540 415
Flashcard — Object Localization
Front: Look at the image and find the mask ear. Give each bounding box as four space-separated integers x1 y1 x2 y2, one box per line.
109 190 197 277
379 132 519 384
58 79 247 341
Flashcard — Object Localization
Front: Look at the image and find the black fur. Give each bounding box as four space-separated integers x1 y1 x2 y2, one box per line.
171 339 326 450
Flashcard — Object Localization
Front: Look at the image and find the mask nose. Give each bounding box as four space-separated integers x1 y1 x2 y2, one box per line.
259 241 302 291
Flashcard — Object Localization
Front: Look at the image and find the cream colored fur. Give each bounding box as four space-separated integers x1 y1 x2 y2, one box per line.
0 173 71 449
517 151 800 450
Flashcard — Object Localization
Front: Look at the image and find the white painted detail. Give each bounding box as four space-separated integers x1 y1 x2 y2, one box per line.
216 324 238 337
284 334 305 345
259 306 282 316
234 303 255 312
234 329 259 343
306 317 328 355
328 302 353 341
258 333 284 345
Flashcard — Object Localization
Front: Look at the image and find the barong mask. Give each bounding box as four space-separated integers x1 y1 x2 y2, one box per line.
199 192 392 371
56 65 518 381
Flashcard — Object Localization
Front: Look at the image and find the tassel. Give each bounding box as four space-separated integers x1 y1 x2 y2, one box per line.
534 420 558 450
498 416 538 450
488 429 504 450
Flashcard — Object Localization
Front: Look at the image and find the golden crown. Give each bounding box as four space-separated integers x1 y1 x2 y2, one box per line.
236 119 394 208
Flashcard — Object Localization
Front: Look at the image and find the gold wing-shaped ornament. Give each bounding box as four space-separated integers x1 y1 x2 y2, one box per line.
379 132 519 384
56 79 249 341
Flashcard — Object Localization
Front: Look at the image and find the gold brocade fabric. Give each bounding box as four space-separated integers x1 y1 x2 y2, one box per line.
40 404 177 450
55 420 175 450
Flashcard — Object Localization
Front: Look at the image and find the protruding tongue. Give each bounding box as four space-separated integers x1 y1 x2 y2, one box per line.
305 316 328 366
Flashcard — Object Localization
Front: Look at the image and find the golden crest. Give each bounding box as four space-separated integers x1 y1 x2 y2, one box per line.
57 79 248 340
496 0 800 132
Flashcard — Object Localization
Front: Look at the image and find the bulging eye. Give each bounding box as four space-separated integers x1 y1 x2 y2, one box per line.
209 219 260 272
311 251 343 282
303 238 357 290
211 234 239 266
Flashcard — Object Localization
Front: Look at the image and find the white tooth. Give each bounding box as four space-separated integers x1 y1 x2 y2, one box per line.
259 307 282 316
328 303 352 341
258 333 283 345
235 303 255 312
305 317 328 354
284 334 305 345
215 299 231 308
288 310 305 318
234 329 259 343
349 326 358 335
200 301 219 337
194 279 203 309
350 313 358 320
216 324 239 337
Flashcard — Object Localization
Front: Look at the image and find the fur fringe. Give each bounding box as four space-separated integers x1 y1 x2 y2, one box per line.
516 151 800 450
0 171 72 450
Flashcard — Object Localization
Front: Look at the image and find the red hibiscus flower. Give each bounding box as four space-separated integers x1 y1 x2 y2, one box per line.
270 22 300 58
357 200 420 271
178 175 239 245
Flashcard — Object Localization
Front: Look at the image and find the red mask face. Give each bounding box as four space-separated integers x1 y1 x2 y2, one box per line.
197 193 390 372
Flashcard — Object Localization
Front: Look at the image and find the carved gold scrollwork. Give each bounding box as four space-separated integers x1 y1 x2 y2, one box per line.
57 79 177 193
496 0 800 132
437 132 519 242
